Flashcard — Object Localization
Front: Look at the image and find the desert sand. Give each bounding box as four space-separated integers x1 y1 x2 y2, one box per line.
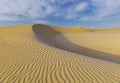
0 24 120 83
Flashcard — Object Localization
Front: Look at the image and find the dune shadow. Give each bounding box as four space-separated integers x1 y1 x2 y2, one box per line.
32 24 120 64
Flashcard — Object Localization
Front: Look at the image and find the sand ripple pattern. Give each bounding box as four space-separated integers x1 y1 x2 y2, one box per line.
0 24 120 83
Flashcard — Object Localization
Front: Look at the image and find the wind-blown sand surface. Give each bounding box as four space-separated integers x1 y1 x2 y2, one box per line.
58 32 120 55
0 24 120 83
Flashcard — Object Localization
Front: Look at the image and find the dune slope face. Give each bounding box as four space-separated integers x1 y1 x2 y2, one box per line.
33 24 120 63
0 24 120 83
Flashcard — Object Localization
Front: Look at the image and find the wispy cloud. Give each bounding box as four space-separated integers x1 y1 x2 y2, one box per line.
0 0 120 27
65 2 88 19
91 0 120 17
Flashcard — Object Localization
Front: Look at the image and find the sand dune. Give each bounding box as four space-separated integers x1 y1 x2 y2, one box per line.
0 24 120 83
33 24 120 63
91 28 120 32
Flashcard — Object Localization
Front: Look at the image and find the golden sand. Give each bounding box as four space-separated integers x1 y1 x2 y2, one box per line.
59 32 120 55
0 24 120 83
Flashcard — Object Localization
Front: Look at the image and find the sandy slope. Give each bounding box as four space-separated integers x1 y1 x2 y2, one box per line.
56 32 120 63
59 32 120 55
0 24 120 83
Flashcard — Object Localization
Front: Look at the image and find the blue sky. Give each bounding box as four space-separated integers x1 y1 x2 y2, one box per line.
0 0 120 28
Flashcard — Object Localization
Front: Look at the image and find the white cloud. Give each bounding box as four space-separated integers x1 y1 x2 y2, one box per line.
65 1 89 19
91 0 120 17
0 0 55 20
0 0 120 26
74 2 88 12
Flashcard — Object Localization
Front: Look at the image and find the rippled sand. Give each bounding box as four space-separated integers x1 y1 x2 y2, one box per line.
0 24 120 83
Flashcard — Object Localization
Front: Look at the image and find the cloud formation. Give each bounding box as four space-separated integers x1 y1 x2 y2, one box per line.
0 0 120 27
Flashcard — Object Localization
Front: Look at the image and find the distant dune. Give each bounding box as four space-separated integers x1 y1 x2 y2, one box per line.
0 24 120 83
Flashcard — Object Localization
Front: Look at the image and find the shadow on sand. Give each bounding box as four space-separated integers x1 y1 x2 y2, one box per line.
32 24 120 64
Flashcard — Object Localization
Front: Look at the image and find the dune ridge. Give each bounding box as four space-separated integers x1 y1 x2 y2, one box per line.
32 24 120 63
0 24 120 82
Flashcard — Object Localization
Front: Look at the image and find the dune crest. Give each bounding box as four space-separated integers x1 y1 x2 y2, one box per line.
32 24 120 63
0 24 120 82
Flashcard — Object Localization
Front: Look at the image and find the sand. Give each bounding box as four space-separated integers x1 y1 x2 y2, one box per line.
0 24 120 83
58 32 120 55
